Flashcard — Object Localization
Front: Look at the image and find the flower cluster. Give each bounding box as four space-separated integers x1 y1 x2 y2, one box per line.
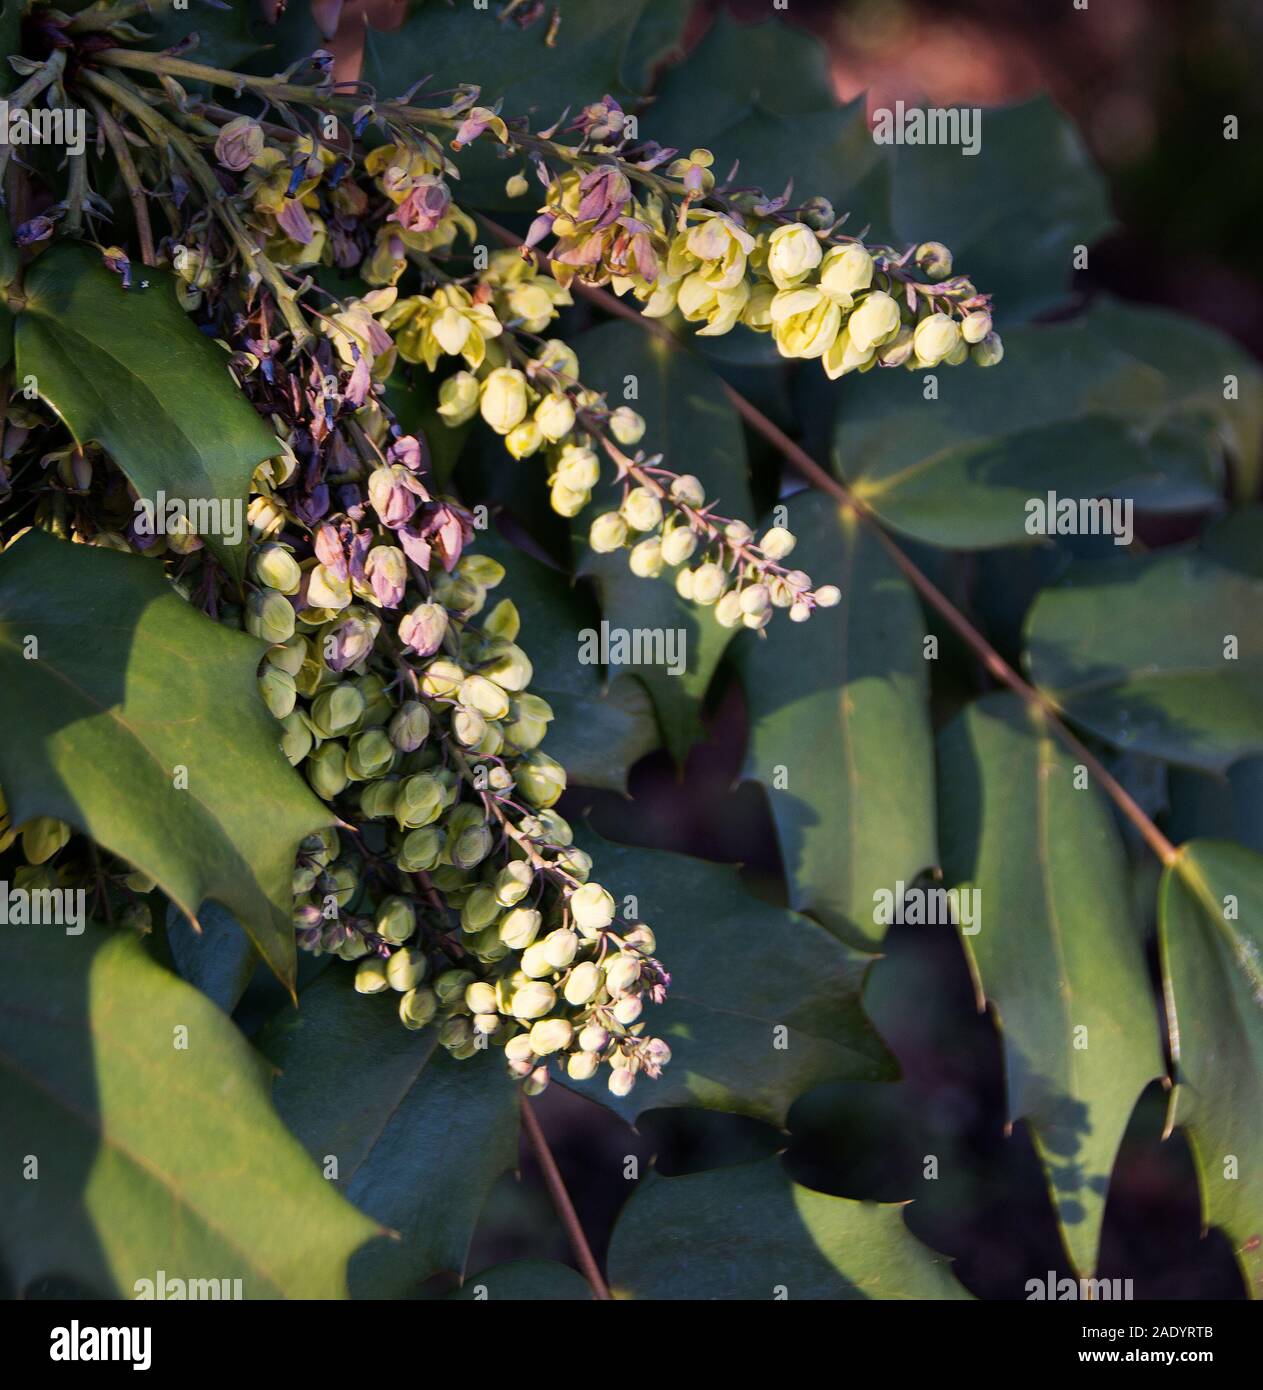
1 32 1001 1101
505 101 1002 374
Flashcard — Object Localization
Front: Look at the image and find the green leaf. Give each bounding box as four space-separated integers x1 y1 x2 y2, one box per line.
475 527 659 792
1202 505 1263 580
1158 841 1263 1296
165 900 257 1015
891 97 1112 323
140 1 277 71
645 16 889 233
1086 300 1263 502
735 492 936 947
835 304 1239 550
1167 758 1263 857
362 0 660 210
258 969 520 1295
1024 549 1263 773
564 833 895 1127
937 693 1165 1275
0 926 378 1298
0 530 331 990
367 0 653 111
619 0 689 95
446 1260 593 1301
569 320 754 762
15 244 279 581
607 1157 970 1299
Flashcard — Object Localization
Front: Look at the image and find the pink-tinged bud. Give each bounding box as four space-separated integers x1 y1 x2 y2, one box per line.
323 615 374 672
365 544 407 608
214 117 264 171
399 601 449 657
368 464 423 529
388 176 452 233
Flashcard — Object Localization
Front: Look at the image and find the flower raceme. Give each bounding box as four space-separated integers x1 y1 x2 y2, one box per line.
4 43 1002 1101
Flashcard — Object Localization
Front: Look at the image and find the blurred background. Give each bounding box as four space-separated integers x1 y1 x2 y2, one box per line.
360 0 1259 1299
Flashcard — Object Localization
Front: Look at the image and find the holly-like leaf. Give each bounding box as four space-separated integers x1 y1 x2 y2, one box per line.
835 303 1244 550
0 926 379 1298
1025 549 1263 773
1158 841 1263 1297
15 244 279 581
735 492 936 947
446 1260 593 1301
475 527 659 792
563 834 895 1127
938 693 1165 1275
891 96 1112 323
569 320 754 762
0 530 331 989
258 969 521 1297
607 1157 970 1299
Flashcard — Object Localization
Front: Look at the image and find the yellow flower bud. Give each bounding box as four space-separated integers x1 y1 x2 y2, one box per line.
913 313 962 367
589 512 628 553
437 370 481 426
847 291 902 353
621 486 664 532
534 393 576 442
766 222 823 288
819 244 874 300
608 407 645 445
479 367 530 434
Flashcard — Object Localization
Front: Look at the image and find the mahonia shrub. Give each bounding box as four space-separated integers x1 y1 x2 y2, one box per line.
0 8 998 1103
1 0 1257 1309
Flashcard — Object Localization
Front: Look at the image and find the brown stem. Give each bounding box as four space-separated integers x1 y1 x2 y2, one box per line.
519 1095 613 1300
473 214 1180 868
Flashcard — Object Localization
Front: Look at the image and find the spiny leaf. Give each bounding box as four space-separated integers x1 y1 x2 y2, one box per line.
835 302 1247 550
258 968 521 1296
1025 549 1263 773
0 926 379 1298
1158 840 1263 1297
564 833 895 1127
0 530 331 990
607 1157 970 1299
735 492 937 947
938 693 1165 1275
15 244 279 581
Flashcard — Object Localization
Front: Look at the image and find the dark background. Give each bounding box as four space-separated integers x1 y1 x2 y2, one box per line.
460 0 1260 1300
